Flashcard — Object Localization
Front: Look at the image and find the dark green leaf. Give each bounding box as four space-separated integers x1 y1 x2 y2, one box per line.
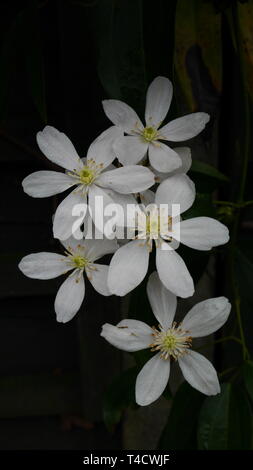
243 360 253 401
198 383 253 449
89 0 146 111
103 367 138 431
191 160 229 182
158 382 205 450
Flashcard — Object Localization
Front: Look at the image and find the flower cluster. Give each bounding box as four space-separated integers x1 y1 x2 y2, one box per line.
19 76 231 405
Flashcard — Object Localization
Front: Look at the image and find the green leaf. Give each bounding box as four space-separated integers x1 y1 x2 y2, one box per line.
198 383 253 449
88 0 146 111
158 382 205 450
191 160 229 182
103 367 138 431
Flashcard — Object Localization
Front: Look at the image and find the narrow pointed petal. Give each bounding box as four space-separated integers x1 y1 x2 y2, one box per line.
145 76 173 127
178 350 220 395
97 165 155 194
155 174 195 215
182 297 231 337
19 252 71 279
135 353 170 406
147 271 177 329
53 189 87 240
108 240 149 296
87 264 111 296
156 243 194 298
113 135 148 165
101 320 153 352
22 171 75 198
160 112 210 141
36 126 83 171
148 142 182 173
174 217 229 251
55 271 85 323
87 126 123 169
102 99 143 134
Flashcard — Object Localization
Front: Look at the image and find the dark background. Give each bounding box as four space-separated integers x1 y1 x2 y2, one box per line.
1 0 253 451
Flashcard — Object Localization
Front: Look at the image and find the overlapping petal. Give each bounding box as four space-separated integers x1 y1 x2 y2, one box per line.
148 142 182 173
97 165 155 194
113 135 148 165
53 189 87 240
155 174 195 215
156 242 194 298
87 126 123 168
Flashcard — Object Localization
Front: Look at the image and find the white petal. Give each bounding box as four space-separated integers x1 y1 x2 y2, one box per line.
135 353 170 406
140 189 155 206
83 238 118 262
156 243 194 298
36 126 83 171
113 136 148 165
53 189 87 240
150 148 192 183
178 350 220 395
173 147 192 174
147 271 177 329
22 171 75 198
182 297 231 337
145 76 173 127
160 112 210 141
55 270 85 323
108 239 149 296
174 217 229 251
86 126 123 169
87 264 111 296
148 142 182 173
88 184 115 234
155 174 195 215
19 252 70 279
102 99 143 133
97 165 155 194
101 321 152 352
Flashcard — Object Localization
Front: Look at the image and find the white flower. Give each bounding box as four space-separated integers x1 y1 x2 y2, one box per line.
151 146 192 183
101 272 231 406
108 174 229 298
22 126 155 240
18 236 117 323
102 76 209 173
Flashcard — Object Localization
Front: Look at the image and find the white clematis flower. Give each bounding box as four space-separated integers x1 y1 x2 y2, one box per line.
22 125 155 240
102 76 209 173
18 236 117 323
151 146 192 183
101 271 231 406
108 174 229 298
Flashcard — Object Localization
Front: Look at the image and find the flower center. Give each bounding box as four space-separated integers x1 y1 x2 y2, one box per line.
69 255 88 269
150 323 192 360
78 166 96 185
142 126 158 142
